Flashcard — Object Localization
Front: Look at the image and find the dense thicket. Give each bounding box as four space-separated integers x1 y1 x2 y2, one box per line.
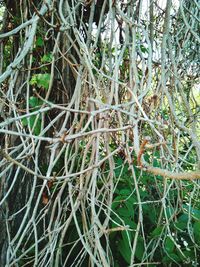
0 0 200 266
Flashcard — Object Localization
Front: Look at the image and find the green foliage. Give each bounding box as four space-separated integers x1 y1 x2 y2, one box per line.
151 226 164 237
164 237 175 253
107 153 200 266
29 96 43 108
30 73 51 90
22 115 41 136
118 231 132 264
193 221 200 244
36 36 44 47
22 97 43 135
41 53 53 63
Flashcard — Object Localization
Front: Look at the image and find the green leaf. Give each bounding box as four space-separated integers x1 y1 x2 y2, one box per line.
142 204 157 224
41 53 52 63
151 226 163 238
117 206 128 217
34 120 41 136
112 195 134 218
143 153 150 163
118 231 131 264
122 217 137 230
162 253 181 264
30 73 50 90
119 189 131 196
92 68 97 75
115 158 123 166
30 116 41 135
178 213 189 222
118 204 132 217
135 237 144 261
140 174 148 184
125 199 134 214
165 207 175 219
174 214 188 230
22 115 41 136
29 75 37 85
164 237 175 253
193 221 200 244
192 209 200 220
37 73 50 89
177 249 195 261
112 195 124 210
29 115 37 128
22 118 28 126
153 150 161 167
122 230 133 243
29 96 43 108
148 208 157 224
111 216 122 230
36 36 44 47
174 221 187 231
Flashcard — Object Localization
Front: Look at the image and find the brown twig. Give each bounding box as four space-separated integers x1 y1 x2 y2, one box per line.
137 137 151 167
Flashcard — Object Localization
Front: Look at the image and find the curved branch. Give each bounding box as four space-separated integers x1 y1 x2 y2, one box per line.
145 165 200 180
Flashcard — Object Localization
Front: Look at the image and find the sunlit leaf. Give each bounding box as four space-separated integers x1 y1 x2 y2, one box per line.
164 237 175 253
